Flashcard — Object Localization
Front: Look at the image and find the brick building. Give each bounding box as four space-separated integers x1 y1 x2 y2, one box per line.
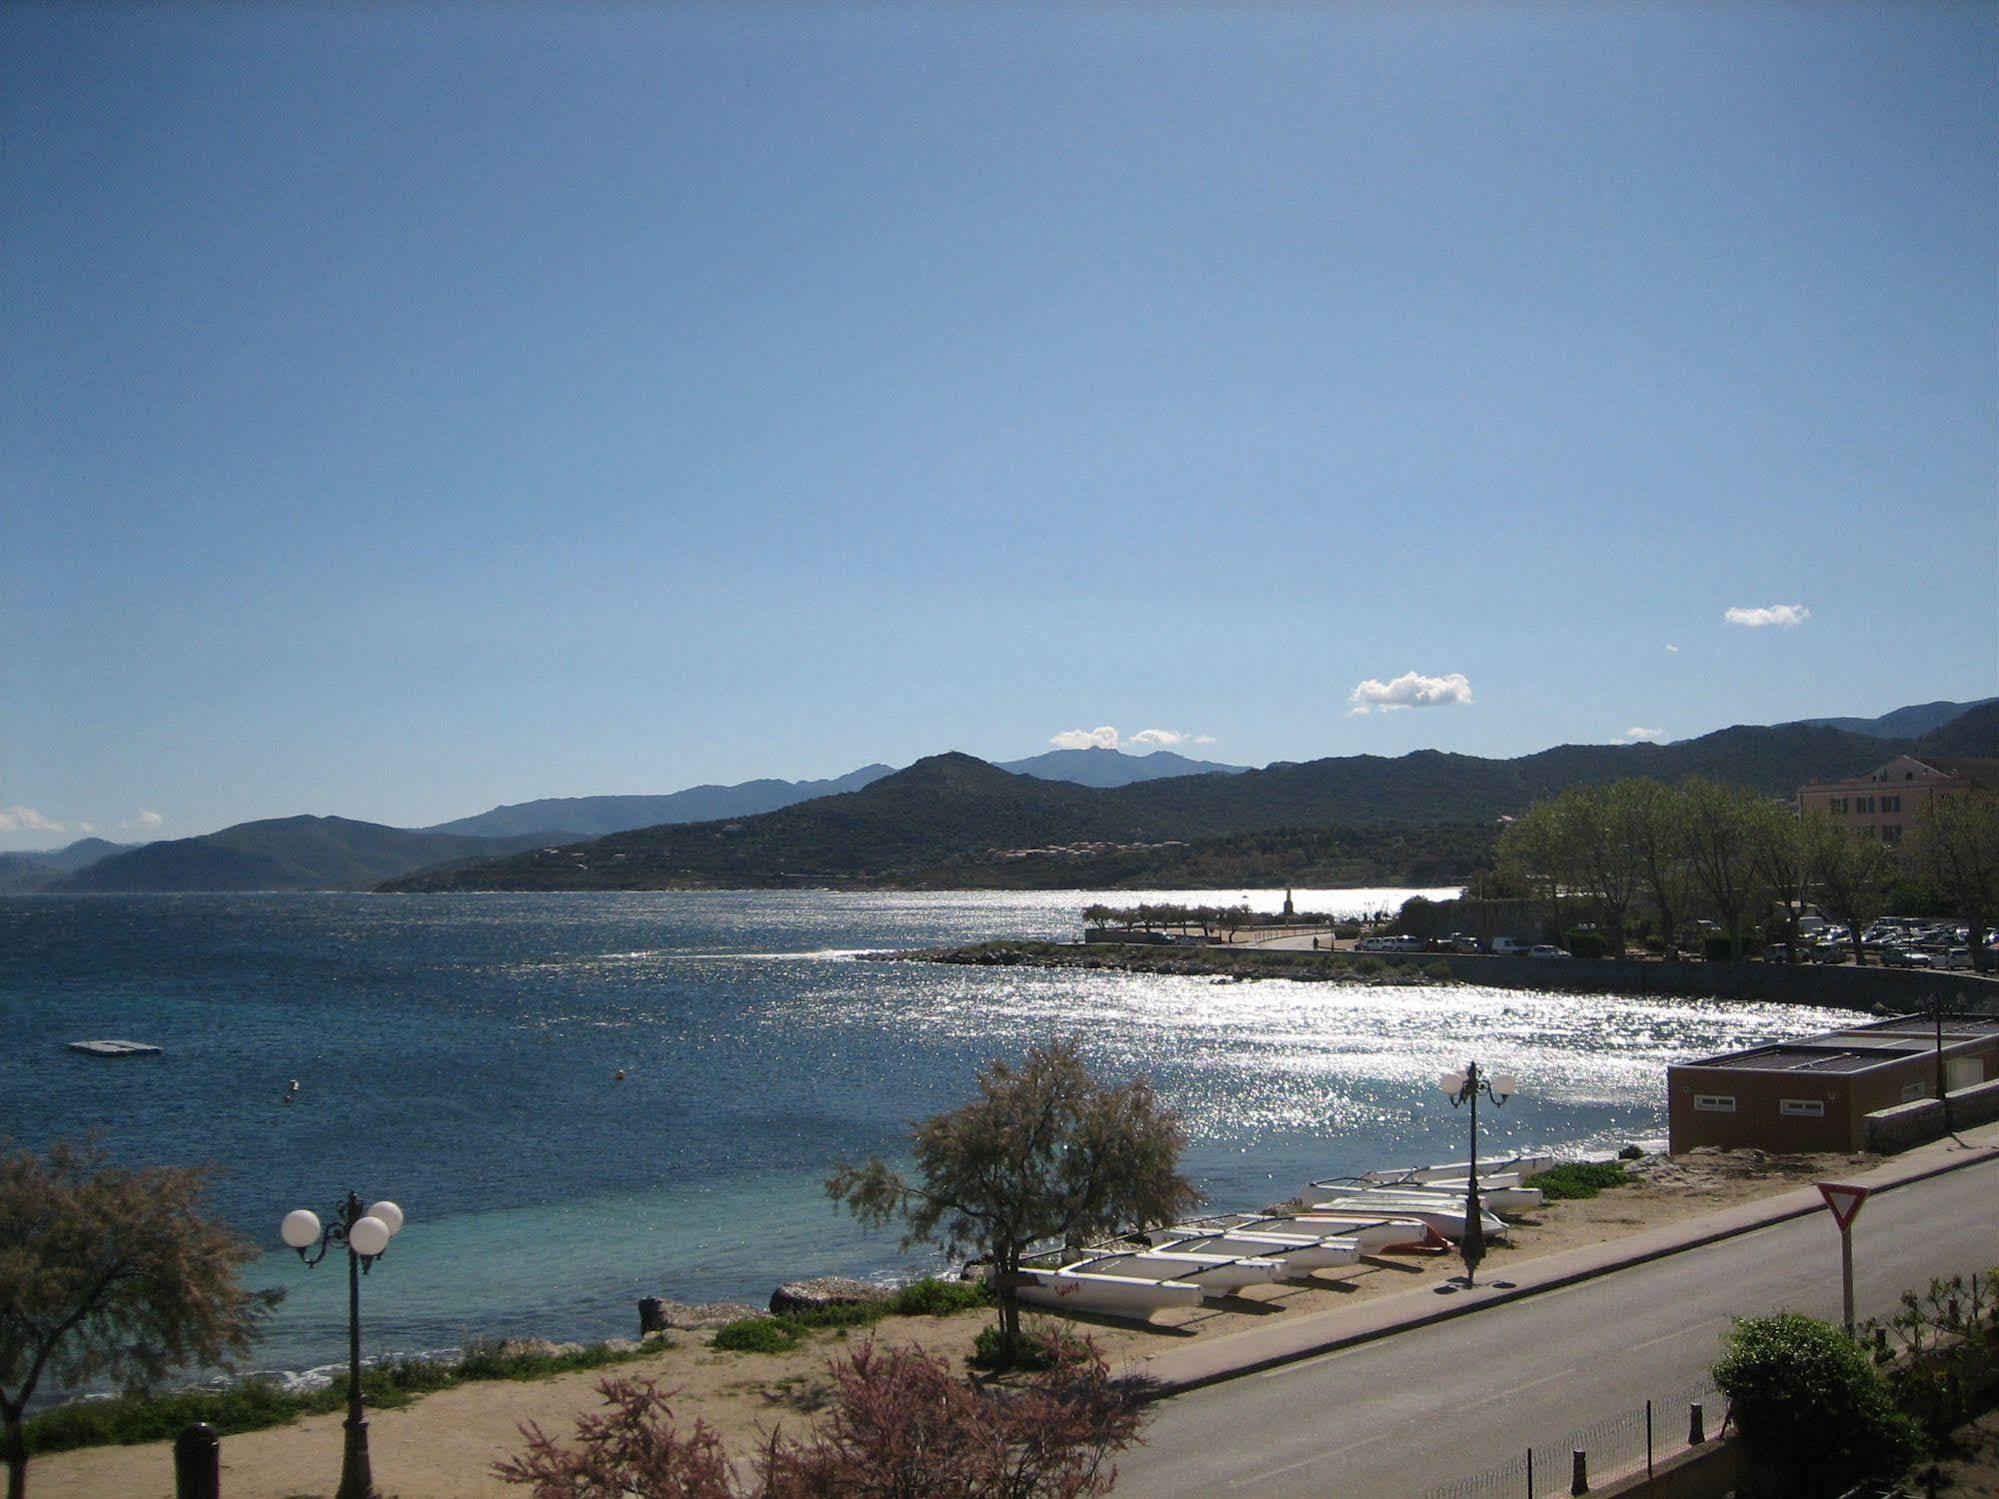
1667 1013 1999 1153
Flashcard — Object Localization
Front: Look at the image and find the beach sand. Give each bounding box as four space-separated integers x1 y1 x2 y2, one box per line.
28 1150 1863 1499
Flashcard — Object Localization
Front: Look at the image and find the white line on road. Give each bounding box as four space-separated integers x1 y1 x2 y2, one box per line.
1626 1316 1726 1354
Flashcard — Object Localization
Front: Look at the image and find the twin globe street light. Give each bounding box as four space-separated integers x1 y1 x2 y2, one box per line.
281 1192 404 1499
1439 1062 1517 1288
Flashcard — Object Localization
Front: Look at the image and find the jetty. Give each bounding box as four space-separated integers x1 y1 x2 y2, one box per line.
68 1039 163 1058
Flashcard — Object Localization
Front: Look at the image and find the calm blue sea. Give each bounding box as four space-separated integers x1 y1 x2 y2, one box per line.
0 889 1856 1386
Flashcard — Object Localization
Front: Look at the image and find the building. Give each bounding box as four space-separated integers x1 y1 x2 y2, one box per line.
1667 1013 1999 1153
1797 755 1999 845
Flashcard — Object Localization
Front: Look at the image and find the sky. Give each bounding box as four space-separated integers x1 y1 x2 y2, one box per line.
3 3 1995 850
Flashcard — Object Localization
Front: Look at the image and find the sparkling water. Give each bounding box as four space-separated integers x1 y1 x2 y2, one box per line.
0 889 1856 1383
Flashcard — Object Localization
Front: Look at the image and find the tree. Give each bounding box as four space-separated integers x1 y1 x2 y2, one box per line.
1746 799 1811 960
0 1140 279 1499
1906 795 1999 973
1557 782 1648 955
1679 778 1767 958
827 1039 1202 1356
1625 779 1692 955
1803 811 1897 966
497 1339 1145 1499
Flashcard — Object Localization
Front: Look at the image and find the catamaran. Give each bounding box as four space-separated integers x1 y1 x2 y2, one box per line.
1309 1178 1545 1214
1014 1267 1208 1317
1305 1195 1507 1241
1140 1225 1363 1272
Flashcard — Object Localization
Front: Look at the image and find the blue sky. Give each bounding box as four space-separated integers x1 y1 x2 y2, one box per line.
4 3 1994 849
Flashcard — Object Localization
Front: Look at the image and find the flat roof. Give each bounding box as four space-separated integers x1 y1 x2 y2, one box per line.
1676 1011 1999 1077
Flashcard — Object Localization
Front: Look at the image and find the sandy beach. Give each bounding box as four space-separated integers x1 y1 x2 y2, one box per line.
26 1149 1867 1499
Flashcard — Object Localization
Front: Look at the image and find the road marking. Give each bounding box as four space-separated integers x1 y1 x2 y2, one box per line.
1227 1429 1407 1486
1626 1316 1725 1354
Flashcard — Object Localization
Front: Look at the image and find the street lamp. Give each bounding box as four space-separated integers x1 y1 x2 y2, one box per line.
281 1193 404 1499
1440 1062 1517 1288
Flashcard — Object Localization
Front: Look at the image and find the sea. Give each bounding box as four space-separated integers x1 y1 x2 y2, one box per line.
0 888 1861 1390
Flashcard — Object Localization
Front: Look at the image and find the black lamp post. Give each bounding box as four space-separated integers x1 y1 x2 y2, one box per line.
1440 1061 1516 1287
1924 994 1956 1136
281 1192 404 1499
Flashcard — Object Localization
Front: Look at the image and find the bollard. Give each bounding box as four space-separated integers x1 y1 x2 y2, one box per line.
638 1296 667 1337
1688 1401 1706 1446
174 1422 219 1499
1570 1447 1588 1496
1948 1297 1961 1329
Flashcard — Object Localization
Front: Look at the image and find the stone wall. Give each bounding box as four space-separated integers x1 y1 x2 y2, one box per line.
1865 1076 1999 1153
1438 954 1999 1013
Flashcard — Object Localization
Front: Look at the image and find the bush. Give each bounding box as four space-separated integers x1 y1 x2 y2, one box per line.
1564 928 1611 960
23 1380 304 1454
1703 935 1736 962
711 1316 804 1355
969 1325 1068 1373
1533 1162 1629 1200
1423 960 1453 980
887 1276 990 1318
1714 1313 1921 1489
1355 956 1385 975
1334 923 1361 940
1643 935 1665 955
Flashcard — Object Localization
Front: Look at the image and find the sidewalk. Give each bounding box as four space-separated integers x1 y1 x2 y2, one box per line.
1129 1121 1999 1397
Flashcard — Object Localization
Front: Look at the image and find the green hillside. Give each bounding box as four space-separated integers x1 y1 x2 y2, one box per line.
382 719 1928 893
59 816 562 892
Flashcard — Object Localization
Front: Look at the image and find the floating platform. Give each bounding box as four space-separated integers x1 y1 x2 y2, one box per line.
68 1039 163 1058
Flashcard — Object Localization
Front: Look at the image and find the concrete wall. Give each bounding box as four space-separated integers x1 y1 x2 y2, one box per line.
1438 953 1999 1012
1865 1075 1999 1153
1592 1436 1748 1499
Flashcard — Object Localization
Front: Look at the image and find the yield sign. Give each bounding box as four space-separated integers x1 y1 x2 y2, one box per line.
1818 1182 1871 1231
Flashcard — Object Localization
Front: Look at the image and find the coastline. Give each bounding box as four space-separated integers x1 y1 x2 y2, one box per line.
870 939 1461 985
27 1148 1871 1499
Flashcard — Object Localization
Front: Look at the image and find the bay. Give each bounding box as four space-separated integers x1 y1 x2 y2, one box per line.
0 889 1855 1385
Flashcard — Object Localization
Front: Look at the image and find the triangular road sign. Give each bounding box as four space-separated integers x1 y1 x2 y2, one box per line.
1818 1182 1871 1232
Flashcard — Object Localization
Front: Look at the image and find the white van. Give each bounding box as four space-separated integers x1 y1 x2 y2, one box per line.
1492 937 1534 956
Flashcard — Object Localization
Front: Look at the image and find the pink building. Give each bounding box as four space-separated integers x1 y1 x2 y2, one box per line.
1797 754 1999 845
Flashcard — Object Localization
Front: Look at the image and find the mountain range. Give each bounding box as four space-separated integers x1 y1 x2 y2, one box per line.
15 698 1996 893
385 703 1999 894
1790 697 1997 741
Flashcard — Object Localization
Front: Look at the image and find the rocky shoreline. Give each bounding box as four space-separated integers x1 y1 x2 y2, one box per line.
867 939 1463 985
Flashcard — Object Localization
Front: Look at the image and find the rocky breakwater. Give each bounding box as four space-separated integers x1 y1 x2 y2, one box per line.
870 939 1462 986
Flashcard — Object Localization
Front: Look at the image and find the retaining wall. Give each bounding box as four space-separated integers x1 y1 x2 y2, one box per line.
1865 1076 1999 1153
1438 954 1999 1012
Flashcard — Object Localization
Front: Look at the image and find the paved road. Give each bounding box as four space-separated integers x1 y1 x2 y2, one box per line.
1117 1155 1999 1498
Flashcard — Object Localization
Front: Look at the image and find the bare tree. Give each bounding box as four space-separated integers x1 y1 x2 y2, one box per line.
0 1140 279 1499
827 1039 1201 1356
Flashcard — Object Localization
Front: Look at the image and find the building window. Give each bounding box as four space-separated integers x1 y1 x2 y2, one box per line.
1830 798 1849 814
1883 825 1902 844
1881 795 1900 813
1779 1099 1826 1117
1902 1081 1929 1102
1693 1094 1736 1113
1856 796 1875 814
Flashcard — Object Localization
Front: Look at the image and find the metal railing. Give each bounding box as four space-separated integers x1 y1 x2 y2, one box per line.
1418 1372 1726 1499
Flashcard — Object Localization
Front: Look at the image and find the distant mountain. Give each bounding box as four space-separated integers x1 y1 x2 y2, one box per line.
1912 700 1999 758
59 817 557 892
385 720 1909 893
997 746 1250 787
426 765 897 839
1791 698 1996 741
0 837 136 893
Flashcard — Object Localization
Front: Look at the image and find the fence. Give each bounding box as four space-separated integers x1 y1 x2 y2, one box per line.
1419 1372 1726 1499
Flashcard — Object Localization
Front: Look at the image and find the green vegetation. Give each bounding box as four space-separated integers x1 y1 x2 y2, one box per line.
1714 1313 1921 1491
1531 1162 1629 1200
708 1278 993 1356
22 1336 667 1456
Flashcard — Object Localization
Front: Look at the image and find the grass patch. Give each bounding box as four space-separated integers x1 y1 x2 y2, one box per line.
23 1336 669 1455
1534 1162 1631 1200
712 1278 993 1354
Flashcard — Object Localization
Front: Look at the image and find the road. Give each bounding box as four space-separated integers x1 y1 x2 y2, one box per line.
1116 1155 1999 1497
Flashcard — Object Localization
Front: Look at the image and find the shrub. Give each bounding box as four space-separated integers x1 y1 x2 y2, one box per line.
1355 956 1385 975
969 1324 1074 1373
1643 935 1665 955
1532 1162 1629 1200
1423 959 1453 980
1703 935 1736 962
23 1380 304 1454
711 1317 804 1355
1714 1312 1921 1489
887 1276 990 1318
1564 928 1611 960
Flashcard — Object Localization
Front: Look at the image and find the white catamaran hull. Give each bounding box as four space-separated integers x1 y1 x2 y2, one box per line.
1143 1229 1362 1271
1058 1249 1285 1293
1015 1268 1207 1317
1308 1198 1506 1241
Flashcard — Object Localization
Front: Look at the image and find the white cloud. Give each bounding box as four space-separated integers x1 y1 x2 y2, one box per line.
136 810 165 827
1665 644 1680 653
1193 734 1216 745
1130 729 1187 747
1050 726 1119 750
1624 727 1667 742
0 806 68 834
1348 671 1474 715
1725 604 1810 629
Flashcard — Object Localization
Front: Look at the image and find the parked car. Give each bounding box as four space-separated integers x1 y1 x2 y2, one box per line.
1492 937 1534 956
1381 935 1427 952
1880 948 1933 969
1450 933 1483 954
1527 945 1572 960
1355 936 1393 953
1935 948 1972 971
